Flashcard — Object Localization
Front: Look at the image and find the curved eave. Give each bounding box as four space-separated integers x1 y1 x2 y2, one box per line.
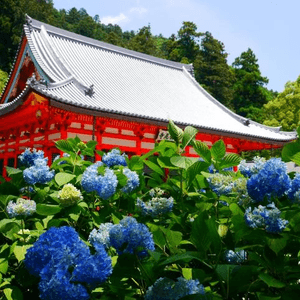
0 85 31 116
46 94 296 145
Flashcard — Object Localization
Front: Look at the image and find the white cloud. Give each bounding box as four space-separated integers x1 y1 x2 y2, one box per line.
129 7 148 15
101 13 129 25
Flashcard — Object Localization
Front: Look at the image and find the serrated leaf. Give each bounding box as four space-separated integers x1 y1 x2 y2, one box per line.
211 140 226 161
157 157 178 169
219 153 241 169
55 140 74 153
55 173 76 186
168 120 183 144
192 140 211 163
259 273 285 288
182 126 198 149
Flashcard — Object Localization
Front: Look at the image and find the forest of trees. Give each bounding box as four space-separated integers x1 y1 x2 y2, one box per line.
0 0 298 132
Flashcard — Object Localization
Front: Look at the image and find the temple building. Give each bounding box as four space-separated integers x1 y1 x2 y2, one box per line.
0 16 296 176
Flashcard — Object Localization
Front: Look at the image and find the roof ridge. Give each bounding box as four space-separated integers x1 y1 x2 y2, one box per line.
25 16 194 74
181 67 295 138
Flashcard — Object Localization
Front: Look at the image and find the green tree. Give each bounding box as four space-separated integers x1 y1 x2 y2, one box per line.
194 31 234 108
128 25 156 55
177 21 202 62
0 0 55 73
264 75 300 131
0 69 8 94
232 48 272 117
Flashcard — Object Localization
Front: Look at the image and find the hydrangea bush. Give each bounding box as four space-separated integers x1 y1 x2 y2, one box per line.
1 123 300 299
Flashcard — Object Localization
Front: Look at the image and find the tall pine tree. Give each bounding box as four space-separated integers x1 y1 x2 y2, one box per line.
232 48 272 118
194 32 234 109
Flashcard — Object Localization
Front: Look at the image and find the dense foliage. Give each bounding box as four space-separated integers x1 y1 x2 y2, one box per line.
1 121 300 299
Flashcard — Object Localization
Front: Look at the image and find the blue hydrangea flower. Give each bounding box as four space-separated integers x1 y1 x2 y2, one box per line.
239 157 266 178
225 249 247 264
102 149 127 167
121 168 140 193
244 203 288 233
144 277 205 300
207 173 233 196
288 173 300 202
23 158 55 185
88 223 114 248
109 216 155 257
19 186 35 194
247 158 291 202
6 198 36 218
25 226 112 299
19 148 45 167
137 196 174 217
81 161 118 199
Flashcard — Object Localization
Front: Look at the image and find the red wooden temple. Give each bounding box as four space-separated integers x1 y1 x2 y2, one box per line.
0 16 296 177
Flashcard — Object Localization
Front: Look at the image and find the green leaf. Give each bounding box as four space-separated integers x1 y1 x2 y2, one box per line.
211 140 226 161
192 140 211 163
3 286 23 300
5 167 22 176
13 245 32 262
168 120 183 144
267 236 287 255
144 160 165 176
182 268 193 280
0 259 8 274
55 140 74 153
36 204 61 216
291 152 300 166
55 173 76 186
187 161 210 186
160 252 204 265
259 273 285 288
157 157 178 169
281 140 300 162
216 264 237 284
256 293 281 300
219 153 242 169
182 126 198 149
170 156 198 169
86 140 97 150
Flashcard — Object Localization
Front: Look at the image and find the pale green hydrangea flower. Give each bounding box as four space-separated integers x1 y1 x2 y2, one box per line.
58 184 83 207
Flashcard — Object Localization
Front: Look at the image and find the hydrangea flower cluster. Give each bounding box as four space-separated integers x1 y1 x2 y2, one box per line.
247 158 291 202
245 202 288 233
23 158 55 185
6 198 36 218
24 226 112 299
88 222 114 248
90 217 155 257
19 148 45 167
19 186 35 194
121 168 140 193
137 196 174 217
232 178 252 207
288 173 300 203
102 149 127 167
58 184 83 207
239 156 266 178
225 249 247 264
81 161 118 199
144 277 205 300
207 173 233 196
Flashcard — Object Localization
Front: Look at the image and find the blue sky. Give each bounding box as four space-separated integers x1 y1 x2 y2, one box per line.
53 0 299 92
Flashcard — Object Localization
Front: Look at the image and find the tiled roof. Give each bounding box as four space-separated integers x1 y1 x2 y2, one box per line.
0 16 296 142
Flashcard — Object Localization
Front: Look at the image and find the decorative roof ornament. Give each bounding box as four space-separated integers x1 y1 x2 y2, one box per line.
243 119 250 126
85 84 95 97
